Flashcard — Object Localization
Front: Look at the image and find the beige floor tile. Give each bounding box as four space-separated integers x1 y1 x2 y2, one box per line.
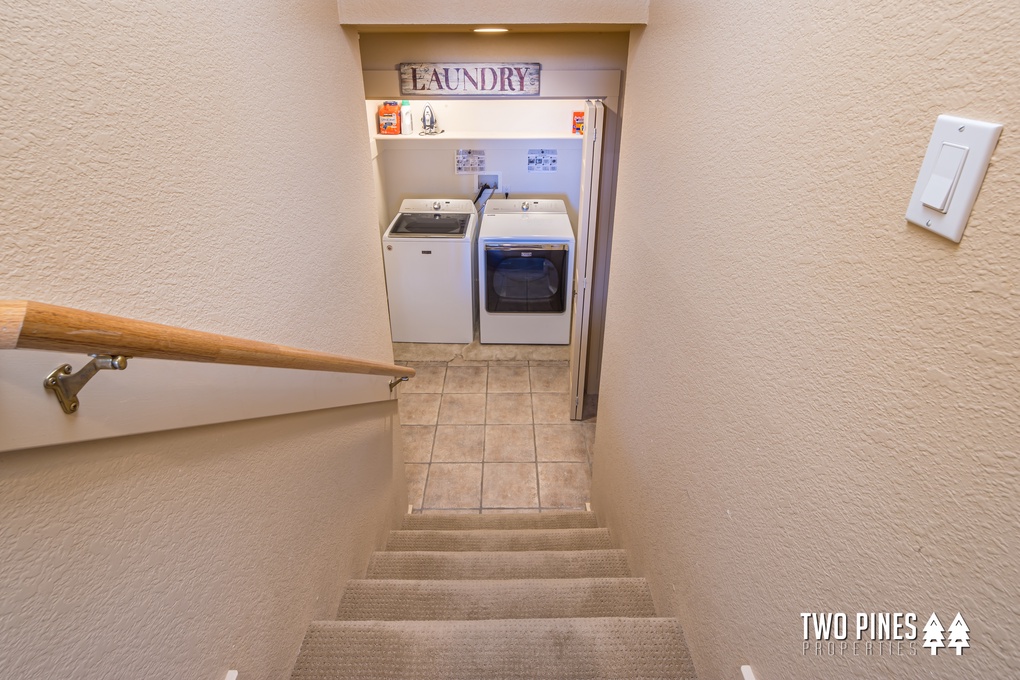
484 424 536 462
438 393 487 425
482 463 539 508
529 360 569 367
538 463 590 508
530 364 570 393
401 425 435 463
482 508 541 514
405 464 429 509
432 425 485 463
532 393 571 424
486 393 534 424
443 365 488 393
394 343 461 363
423 464 482 509
535 424 587 462
399 393 441 426
402 364 447 394
486 365 531 393
421 508 481 515
489 360 530 367
447 358 488 367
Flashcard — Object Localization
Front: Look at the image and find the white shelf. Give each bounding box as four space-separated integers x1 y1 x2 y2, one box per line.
373 134 582 150
374 132 579 140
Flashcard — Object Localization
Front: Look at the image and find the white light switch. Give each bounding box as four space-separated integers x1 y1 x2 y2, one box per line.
906 115 1002 243
920 142 967 213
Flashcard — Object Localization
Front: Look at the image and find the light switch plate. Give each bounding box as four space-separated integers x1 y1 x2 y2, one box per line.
906 115 1002 243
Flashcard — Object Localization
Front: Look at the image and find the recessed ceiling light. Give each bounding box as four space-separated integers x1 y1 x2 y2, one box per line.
473 28 509 33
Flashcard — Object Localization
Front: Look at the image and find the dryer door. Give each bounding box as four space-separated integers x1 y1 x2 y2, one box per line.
483 244 569 313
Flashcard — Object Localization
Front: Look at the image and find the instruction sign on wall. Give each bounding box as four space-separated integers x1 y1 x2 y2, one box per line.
455 149 486 174
400 63 541 96
527 149 558 173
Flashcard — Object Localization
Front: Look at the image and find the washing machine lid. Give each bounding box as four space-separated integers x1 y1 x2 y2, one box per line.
387 212 473 237
386 198 478 239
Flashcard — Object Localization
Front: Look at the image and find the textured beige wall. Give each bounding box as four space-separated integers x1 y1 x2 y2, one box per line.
1 1 390 358
0 405 402 679
1 1 402 678
593 1 1019 679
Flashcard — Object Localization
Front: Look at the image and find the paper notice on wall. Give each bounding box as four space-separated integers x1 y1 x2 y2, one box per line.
527 149 558 173
455 149 486 174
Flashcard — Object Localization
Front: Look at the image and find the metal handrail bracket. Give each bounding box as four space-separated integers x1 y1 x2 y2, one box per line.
44 355 129 414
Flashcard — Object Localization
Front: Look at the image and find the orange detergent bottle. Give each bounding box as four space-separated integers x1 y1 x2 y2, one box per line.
378 101 401 135
572 110 584 135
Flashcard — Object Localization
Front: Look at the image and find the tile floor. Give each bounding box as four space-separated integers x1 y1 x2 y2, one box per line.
399 360 596 514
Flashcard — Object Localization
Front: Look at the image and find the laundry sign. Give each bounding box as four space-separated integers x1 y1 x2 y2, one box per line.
400 63 541 96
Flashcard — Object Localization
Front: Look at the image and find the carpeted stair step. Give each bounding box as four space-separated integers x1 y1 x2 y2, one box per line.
367 549 631 580
291 617 696 680
401 511 597 531
337 578 656 621
385 528 611 552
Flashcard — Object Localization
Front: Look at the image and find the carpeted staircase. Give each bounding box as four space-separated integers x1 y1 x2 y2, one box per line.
290 511 696 679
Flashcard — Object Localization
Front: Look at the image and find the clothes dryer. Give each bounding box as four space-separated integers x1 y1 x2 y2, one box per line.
477 199 575 344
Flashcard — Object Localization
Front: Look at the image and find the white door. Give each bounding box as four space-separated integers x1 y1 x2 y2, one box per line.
568 99 605 421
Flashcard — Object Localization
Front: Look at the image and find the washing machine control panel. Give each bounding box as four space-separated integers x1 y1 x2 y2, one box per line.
398 198 478 215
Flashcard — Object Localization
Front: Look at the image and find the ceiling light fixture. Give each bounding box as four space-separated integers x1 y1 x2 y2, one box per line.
473 27 509 33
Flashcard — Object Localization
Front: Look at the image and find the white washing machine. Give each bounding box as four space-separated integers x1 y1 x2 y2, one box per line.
383 198 478 343
478 199 575 345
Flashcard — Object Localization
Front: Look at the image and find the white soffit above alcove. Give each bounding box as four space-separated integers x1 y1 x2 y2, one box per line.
336 0 648 30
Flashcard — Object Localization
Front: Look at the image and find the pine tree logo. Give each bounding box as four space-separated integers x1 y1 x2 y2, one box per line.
922 612 945 655
947 613 970 655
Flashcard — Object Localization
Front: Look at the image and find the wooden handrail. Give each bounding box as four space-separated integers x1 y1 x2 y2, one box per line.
0 300 415 379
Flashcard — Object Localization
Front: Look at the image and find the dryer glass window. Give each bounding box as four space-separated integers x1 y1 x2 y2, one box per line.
484 245 568 313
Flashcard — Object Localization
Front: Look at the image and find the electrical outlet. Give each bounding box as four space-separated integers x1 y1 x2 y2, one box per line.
477 172 501 191
740 665 758 680
224 671 238 680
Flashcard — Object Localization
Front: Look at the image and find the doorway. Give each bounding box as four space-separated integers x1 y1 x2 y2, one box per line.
359 31 627 421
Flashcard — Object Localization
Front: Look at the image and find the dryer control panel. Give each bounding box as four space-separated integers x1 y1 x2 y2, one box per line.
484 199 567 215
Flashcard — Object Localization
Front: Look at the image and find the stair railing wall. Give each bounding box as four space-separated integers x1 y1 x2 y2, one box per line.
0 300 414 453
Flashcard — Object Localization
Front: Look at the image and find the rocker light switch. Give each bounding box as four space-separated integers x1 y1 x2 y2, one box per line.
906 115 1002 243
920 142 967 213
